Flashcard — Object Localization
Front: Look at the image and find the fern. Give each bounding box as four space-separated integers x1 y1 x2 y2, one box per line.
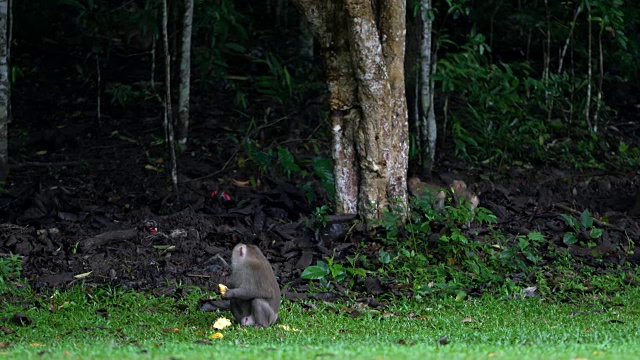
277 146 301 177
312 157 335 199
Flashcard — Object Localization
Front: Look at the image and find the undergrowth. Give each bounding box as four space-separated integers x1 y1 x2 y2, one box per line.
303 189 638 301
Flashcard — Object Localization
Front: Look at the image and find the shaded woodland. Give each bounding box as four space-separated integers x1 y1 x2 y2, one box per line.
1 0 639 299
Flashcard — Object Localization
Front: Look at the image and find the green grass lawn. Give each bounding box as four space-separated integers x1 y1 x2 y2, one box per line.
2 284 639 359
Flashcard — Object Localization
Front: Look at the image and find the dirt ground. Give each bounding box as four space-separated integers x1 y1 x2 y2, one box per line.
2 43 640 300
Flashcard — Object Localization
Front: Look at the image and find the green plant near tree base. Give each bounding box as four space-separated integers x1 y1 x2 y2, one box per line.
559 209 603 247
301 254 367 292
242 141 335 203
371 191 557 297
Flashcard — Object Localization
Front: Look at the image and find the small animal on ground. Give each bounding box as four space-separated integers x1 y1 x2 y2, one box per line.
408 177 479 211
222 243 280 327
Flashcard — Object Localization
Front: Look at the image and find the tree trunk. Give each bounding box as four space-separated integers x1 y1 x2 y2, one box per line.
177 0 194 148
0 0 8 182
292 0 408 228
162 0 179 199
419 0 436 172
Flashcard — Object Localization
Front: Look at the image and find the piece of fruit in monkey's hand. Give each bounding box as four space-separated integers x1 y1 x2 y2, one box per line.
218 284 228 296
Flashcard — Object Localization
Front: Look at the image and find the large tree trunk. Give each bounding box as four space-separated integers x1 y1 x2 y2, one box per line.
292 0 408 228
0 0 8 182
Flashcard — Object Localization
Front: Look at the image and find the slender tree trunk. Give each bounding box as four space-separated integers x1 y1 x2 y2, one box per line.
162 0 179 199
419 0 436 172
292 0 408 227
177 0 193 148
0 0 9 181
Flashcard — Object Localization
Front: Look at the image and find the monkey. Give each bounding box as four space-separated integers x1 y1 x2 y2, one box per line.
451 180 480 211
408 177 446 209
222 243 280 327
408 177 479 211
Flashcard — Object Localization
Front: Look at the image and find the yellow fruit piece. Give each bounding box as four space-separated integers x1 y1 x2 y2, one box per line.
210 332 224 339
212 317 232 330
218 283 228 295
277 325 301 332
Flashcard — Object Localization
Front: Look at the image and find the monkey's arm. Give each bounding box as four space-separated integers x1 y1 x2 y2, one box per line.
224 287 273 300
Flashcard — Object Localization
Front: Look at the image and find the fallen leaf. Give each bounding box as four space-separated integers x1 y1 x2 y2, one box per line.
163 328 180 333
74 271 92 279
232 179 251 187
144 164 162 172
57 301 70 310
461 317 475 323
212 317 232 330
0 342 11 349
210 332 224 339
30 342 44 347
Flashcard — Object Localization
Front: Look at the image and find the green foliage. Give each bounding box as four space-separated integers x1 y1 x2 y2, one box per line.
559 210 603 247
301 255 367 291
374 193 550 296
0 254 23 291
498 232 546 271
0 253 22 279
310 205 331 228
243 140 273 174
193 0 248 81
254 52 294 104
242 140 334 203
105 83 149 108
311 157 336 200
277 146 301 177
430 0 640 169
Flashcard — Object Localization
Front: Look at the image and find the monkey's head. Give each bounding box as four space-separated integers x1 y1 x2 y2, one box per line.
452 180 467 192
231 243 267 267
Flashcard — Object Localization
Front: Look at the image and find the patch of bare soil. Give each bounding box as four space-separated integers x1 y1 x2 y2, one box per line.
2 46 640 300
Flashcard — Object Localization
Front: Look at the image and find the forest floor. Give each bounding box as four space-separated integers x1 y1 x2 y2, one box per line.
1 43 640 302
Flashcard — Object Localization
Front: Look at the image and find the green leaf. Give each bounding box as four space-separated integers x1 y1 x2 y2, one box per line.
559 214 578 230
301 265 329 280
563 232 578 245
590 228 603 239
277 146 300 176
347 268 367 277
580 210 593 229
527 232 545 243
224 43 246 53
312 157 335 199
378 250 392 264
